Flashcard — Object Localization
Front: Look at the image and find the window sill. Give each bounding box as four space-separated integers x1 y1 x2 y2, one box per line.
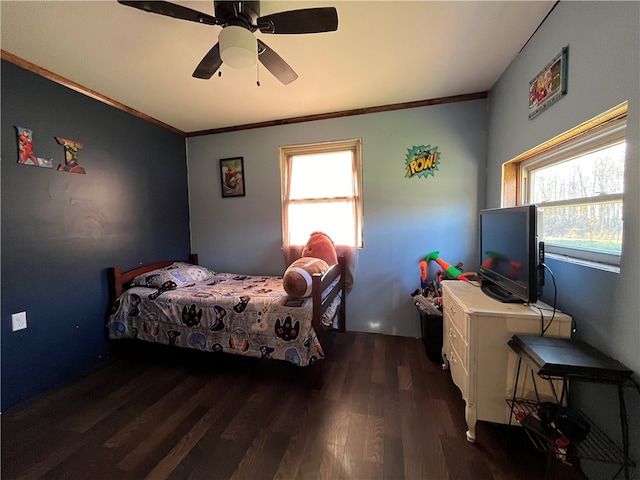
545 253 620 274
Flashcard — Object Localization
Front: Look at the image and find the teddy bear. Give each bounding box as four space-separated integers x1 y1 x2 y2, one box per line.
283 232 339 298
301 231 338 266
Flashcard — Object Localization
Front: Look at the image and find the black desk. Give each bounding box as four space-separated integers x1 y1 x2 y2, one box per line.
507 334 637 480
508 334 633 383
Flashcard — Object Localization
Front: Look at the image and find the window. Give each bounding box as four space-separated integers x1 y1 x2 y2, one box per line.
506 103 627 268
280 138 363 247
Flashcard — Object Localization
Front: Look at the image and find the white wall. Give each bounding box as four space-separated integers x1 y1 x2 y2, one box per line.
487 2 639 477
187 100 487 337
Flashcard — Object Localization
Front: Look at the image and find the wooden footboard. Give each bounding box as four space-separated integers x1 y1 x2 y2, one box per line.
309 255 347 388
311 255 346 334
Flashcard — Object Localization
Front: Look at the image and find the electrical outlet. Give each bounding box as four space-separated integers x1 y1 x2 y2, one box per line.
12 311 27 331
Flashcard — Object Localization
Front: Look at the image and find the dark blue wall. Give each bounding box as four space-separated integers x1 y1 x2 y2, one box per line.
1 60 191 411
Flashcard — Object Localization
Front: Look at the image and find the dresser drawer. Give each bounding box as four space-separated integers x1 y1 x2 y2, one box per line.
445 320 467 366
443 293 468 342
446 347 468 397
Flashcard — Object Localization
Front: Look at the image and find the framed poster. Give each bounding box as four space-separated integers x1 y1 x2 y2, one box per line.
220 157 245 197
528 47 568 119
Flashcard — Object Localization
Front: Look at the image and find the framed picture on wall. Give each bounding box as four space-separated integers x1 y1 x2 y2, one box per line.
220 157 245 197
528 46 568 119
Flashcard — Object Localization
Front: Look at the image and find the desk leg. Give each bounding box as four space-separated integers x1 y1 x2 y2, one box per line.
508 357 523 426
618 384 630 480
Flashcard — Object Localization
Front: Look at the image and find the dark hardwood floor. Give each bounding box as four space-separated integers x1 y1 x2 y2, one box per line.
2 331 588 480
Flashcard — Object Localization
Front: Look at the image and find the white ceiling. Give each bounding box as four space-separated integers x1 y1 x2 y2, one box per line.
1 1 555 134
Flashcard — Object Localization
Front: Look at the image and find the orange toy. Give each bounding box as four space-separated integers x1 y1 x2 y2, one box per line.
302 231 338 266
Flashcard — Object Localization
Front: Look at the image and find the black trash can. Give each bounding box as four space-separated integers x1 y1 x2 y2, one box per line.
418 311 443 363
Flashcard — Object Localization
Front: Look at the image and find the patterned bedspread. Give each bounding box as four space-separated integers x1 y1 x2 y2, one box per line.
107 272 325 367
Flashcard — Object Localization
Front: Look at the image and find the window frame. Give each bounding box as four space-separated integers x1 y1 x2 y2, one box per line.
280 138 363 248
502 102 627 270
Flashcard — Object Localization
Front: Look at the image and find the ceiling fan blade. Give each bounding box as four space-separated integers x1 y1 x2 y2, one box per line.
257 7 338 34
117 1 217 26
192 43 223 79
257 40 298 85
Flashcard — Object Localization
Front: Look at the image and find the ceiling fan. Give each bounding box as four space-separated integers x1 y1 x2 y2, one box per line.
117 1 338 85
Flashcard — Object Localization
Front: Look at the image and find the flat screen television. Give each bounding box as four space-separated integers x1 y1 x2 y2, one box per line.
478 205 543 303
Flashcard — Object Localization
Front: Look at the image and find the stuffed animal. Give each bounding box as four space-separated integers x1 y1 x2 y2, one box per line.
302 231 338 266
283 257 329 298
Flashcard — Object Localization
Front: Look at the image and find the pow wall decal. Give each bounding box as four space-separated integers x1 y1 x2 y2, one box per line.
405 145 440 179
15 126 53 168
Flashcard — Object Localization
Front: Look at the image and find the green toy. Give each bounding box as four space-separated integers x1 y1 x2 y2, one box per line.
425 251 464 279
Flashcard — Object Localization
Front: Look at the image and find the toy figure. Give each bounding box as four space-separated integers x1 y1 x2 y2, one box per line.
419 260 428 290
425 251 473 281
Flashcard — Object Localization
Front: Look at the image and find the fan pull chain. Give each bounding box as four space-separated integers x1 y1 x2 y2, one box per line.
256 54 261 87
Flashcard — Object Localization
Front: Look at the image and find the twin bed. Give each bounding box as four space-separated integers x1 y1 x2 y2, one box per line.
106 254 345 386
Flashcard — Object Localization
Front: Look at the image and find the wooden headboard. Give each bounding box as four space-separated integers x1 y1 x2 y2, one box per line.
108 253 199 303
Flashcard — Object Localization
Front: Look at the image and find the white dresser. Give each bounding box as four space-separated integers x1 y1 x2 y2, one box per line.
441 281 572 443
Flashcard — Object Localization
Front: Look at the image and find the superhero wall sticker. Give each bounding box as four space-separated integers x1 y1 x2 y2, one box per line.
15 126 86 174
405 144 441 179
55 136 86 174
16 127 52 168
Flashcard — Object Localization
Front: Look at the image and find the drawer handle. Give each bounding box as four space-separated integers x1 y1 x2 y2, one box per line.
448 328 457 340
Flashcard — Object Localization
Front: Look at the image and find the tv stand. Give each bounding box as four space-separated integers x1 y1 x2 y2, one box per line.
481 281 526 303
441 281 572 442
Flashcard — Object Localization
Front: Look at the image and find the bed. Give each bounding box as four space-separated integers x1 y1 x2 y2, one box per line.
106 254 345 386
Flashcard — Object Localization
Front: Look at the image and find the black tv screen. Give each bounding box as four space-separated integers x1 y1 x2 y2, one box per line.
478 205 540 303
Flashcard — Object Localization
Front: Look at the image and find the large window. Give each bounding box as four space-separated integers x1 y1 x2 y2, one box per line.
280 138 363 247
507 103 627 268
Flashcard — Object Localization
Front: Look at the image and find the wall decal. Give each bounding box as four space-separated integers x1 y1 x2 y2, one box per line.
15 126 53 168
405 145 440 179
55 137 86 174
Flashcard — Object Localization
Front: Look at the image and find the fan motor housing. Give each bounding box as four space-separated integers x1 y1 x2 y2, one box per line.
214 1 260 28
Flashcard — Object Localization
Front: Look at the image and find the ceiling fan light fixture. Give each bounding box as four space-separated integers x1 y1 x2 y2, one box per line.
119 1 339 83
219 26 257 69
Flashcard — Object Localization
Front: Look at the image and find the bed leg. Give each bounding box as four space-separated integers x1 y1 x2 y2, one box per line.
309 360 324 389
